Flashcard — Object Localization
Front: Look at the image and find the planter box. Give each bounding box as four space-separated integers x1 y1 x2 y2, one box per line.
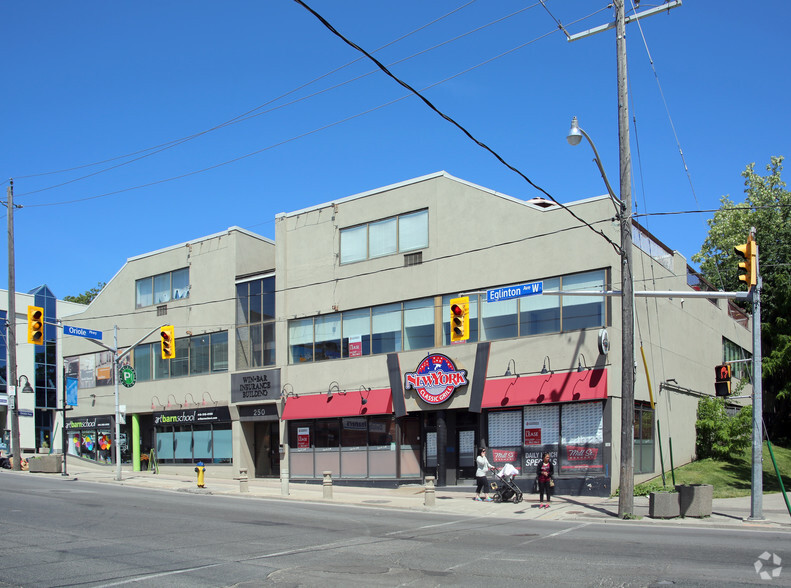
649 491 680 519
676 484 713 517
28 454 63 474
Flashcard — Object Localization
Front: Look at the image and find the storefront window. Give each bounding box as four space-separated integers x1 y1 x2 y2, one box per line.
315 420 340 447
174 428 193 462
634 402 655 474
559 401 604 475
369 417 396 478
193 426 213 460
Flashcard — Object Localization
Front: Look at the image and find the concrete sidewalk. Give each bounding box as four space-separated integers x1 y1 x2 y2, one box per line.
7 461 790 530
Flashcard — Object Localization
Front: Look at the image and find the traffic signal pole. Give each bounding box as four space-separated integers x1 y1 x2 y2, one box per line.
749 257 763 520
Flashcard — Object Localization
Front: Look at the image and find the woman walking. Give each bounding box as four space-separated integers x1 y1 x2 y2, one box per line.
474 447 494 502
536 452 554 508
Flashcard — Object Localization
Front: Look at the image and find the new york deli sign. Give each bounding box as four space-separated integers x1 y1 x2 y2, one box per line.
404 354 468 405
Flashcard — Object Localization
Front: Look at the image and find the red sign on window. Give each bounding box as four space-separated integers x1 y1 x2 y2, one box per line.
348 336 362 358
524 428 541 445
297 427 310 449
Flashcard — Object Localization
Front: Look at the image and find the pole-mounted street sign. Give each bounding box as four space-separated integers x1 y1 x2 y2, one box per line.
486 281 543 303
63 325 103 340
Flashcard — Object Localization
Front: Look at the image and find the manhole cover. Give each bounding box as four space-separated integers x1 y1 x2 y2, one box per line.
362 500 390 504
567 511 584 514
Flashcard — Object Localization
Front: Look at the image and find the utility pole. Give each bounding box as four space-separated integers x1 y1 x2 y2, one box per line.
568 0 682 518
6 180 22 471
614 0 635 519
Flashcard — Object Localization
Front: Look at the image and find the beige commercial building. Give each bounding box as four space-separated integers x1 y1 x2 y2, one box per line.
55 173 751 495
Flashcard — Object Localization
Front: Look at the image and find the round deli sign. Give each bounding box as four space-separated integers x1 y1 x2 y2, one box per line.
404 354 468 405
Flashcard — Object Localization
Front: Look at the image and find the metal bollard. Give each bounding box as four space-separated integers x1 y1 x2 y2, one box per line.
322 470 333 499
238 468 249 493
424 476 436 507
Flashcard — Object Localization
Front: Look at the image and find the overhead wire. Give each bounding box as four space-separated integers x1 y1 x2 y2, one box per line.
22 6 610 211
12 0 505 197
293 0 622 256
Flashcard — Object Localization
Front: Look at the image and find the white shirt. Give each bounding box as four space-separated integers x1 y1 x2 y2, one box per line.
475 454 493 477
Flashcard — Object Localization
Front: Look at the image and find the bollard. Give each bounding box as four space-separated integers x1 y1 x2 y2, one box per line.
424 476 436 507
238 468 249 493
322 470 333 499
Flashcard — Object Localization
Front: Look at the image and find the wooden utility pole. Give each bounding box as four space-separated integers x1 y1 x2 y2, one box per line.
568 0 682 517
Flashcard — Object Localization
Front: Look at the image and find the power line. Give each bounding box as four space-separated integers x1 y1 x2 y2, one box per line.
20 8 606 210
293 0 622 256
13 0 518 198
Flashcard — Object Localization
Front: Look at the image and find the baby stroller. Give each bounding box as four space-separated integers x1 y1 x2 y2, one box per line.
491 463 523 503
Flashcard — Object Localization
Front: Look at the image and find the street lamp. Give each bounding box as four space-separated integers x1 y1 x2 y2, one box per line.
567 115 636 517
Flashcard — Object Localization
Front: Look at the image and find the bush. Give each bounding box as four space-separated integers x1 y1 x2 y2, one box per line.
696 397 752 461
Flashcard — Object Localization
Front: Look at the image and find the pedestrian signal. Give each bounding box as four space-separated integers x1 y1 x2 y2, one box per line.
715 364 731 397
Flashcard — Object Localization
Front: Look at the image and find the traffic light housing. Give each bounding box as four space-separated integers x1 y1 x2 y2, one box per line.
449 297 470 342
734 234 757 289
715 364 731 397
27 306 44 345
160 325 176 359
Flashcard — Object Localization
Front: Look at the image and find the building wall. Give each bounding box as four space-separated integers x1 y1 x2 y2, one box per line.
274 172 752 491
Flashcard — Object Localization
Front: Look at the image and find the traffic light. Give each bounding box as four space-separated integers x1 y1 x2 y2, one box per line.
160 325 176 359
734 234 757 289
449 297 470 342
27 305 44 345
715 364 731 397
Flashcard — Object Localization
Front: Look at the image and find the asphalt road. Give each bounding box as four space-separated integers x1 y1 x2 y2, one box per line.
0 474 788 587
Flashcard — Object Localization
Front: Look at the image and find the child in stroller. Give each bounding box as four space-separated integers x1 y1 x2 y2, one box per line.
491 462 523 503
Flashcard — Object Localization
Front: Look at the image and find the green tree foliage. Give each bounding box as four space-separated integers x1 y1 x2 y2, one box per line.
692 156 791 443
696 397 752 461
63 281 106 305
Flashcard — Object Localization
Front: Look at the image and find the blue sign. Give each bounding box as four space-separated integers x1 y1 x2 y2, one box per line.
66 377 79 407
486 281 543 303
64 325 103 340
18 409 34 417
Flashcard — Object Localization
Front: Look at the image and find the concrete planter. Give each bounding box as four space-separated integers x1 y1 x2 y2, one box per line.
676 484 713 517
649 491 680 519
28 454 63 474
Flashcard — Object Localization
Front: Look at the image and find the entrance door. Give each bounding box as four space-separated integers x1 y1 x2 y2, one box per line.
457 428 476 480
254 422 281 478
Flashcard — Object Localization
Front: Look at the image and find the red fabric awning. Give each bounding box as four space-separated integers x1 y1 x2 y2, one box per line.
481 368 607 409
282 388 393 420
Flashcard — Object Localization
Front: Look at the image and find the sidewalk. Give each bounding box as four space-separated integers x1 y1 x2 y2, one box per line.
8 461 790 530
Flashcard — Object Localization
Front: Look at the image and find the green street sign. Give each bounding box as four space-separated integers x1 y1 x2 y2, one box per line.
119 365 137 388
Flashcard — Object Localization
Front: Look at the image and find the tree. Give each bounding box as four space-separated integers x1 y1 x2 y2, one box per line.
696 397 752 461
63 281 106 305
692 156 791 444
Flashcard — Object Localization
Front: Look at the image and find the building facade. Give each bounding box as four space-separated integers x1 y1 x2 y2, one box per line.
1 286 86 454
61 228 275 470
272 172 752 495
54 173 751 496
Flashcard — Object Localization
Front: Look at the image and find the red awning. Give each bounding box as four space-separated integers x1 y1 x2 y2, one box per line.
282 388 393 420
481 368 607 409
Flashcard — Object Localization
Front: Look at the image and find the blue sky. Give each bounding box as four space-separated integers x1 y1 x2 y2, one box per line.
2 1 788 299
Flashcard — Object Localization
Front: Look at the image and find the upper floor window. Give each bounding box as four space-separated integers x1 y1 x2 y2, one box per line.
340 210 428 264
236 276 276 370
136 268 189 308
723 337 751 381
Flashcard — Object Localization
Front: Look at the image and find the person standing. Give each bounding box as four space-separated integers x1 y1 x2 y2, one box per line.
536 452 554 508
474 447 494 502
